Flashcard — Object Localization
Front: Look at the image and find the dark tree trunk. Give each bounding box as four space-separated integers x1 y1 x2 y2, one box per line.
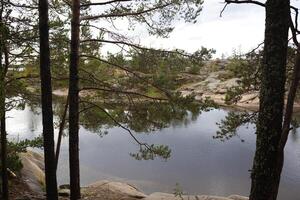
69 0 81 199
0 33 8 200
249 0 290 200
1 112 7 200
38 0 58 199
0 9 8 199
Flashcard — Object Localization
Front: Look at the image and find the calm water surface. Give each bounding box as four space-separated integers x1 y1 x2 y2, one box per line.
6 105 300 200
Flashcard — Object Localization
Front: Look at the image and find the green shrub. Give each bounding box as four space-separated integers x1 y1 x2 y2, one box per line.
0 136 43 174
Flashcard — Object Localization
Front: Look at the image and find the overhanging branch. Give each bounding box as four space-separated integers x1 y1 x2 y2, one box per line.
81 0 133 8
81 3 171 21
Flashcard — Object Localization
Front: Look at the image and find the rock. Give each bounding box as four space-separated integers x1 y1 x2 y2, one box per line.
143 192 185 200
58 189 70 197
52 88 68 96
181 90 194 97
82 180 147 200
239 92 259 104
205 77 221 91
15 196 32 200
20 151 45 193
227 195 249 200
59 184 70 189
15 193 45 200
220 78 240 88
143 193 233 200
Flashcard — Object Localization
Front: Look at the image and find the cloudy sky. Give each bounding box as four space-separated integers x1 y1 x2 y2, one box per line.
145 0 266 57
94 0 300 57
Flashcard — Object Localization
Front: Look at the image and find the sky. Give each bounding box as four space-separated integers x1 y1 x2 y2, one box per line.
93 0 300 58
144 0 266 57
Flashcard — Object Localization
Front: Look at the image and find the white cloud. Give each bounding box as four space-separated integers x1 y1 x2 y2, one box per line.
96 0 300 57
142 0 266 57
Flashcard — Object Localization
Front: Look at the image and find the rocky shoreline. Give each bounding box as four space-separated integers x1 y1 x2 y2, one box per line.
52 71 300 112
16 151 248 200
178 71 300 112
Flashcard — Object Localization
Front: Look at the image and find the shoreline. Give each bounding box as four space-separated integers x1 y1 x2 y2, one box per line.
19 151 249 200
18 151 249 200
52 88 300 113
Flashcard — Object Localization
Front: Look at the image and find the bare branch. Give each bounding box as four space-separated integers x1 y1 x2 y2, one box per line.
80 0 132 8
80 100 151 150
81 3 171 21
225 0 265 7
220 0 265 17
80 38 195 58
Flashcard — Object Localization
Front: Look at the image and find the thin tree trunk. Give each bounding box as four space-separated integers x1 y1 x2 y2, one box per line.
69 0 81 199
0 39 8 200
1 110 7 200
0 7 8 199
55 96 69 170
272 46 300 200
249 0 290 200
38 0 58 199
279 47 300 153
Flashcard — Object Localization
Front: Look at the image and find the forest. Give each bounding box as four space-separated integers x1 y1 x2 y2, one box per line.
0 0 300 200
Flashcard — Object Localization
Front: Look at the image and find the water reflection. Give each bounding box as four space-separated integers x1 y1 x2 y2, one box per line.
5 98 300 200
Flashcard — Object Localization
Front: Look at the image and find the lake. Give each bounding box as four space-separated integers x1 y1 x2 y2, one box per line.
6 103 300 200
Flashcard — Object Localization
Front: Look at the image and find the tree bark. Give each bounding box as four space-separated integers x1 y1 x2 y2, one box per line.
38 0 59 199
272 47 300 200
0 112 7 200
0 29 8 200
0 7 8 199
249 0 290 200
69 0 81 199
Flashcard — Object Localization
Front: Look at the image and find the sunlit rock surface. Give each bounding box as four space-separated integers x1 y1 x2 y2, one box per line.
20 150 45 193
81 180 147 200
20 151 248 200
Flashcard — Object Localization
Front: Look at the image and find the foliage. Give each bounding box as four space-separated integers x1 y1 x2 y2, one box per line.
227 51 261 85
0 136 43 173
214 111 257 142
224 86 244 105
130 144 171 160
223 46 300 106
173 183 184 200
81 0 204 37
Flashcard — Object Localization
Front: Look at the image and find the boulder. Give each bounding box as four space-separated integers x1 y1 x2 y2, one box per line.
20 151 45 193
82 180 147 200
58 188 70 197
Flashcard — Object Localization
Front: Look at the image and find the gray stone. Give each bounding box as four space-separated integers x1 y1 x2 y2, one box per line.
20 151 45 193
227 195 249 200
82 180 147 200
58 188 70 197
143 193 233 200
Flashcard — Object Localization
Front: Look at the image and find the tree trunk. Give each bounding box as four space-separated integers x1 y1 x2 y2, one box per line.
273 47 300 200
249 0 290 200
1 113 7 200
38 0 59 199
0 30 8 200
55 96 69 170
69 0 81 199
0 9 8 199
